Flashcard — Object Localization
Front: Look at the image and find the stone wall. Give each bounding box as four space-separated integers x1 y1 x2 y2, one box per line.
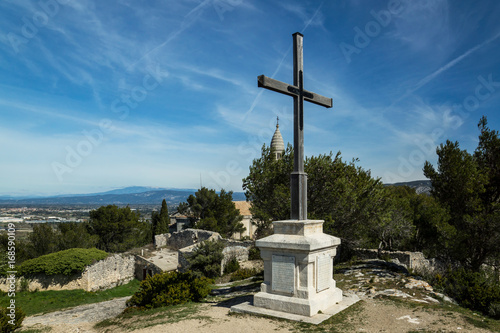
85 254 136 291
178 238 254 274
354 249 433 272
154 233 169 248
177 243 198 273
0 254 136 292
157 229 222 250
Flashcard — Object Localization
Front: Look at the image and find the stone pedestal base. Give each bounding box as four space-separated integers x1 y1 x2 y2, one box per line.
250 220 343 317
254 284 342 317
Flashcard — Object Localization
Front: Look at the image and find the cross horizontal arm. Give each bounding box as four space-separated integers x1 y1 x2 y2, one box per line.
257 75 332 108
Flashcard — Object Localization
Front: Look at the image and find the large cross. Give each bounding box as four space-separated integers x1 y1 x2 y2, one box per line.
258 32 332 220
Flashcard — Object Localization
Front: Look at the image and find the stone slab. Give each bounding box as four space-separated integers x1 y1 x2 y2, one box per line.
256 233 340 252
230 293 360 325
272 220 324 236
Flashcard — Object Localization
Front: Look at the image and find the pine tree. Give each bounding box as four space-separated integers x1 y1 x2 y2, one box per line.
183 188 245 238
157 199 169 235
152 199 170 242
423 116 500 271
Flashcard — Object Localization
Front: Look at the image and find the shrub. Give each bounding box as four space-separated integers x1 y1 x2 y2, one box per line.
380 253 392 262
223 257 240 275
248 247 261 260
489 302 500 320
187 240 224 278
230 268 260 282
126 271 212 309
18 278 29 292
0 306 25 332
432 268 500 318
18 248 108 276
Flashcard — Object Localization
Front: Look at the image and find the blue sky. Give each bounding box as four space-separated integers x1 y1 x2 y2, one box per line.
1 0 500 196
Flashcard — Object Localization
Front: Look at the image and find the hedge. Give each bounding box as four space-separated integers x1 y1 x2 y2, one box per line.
18 248 108 276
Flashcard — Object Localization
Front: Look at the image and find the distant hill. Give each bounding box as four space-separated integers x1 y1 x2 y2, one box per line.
385 180 432 195
0 187 246 207
0 181 430 207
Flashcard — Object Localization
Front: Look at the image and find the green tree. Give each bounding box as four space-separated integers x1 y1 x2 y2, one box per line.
423 117 500 271
409 192 451 257
184 187 245 238
243 145 390 248
152 199 170 242
306 152 389 249
88 205 150 253
27 224 59 258
177 202 189 215
0 306 25 332
187 239 225 278
57 222 98 251
0 233 30 273
242 144 293 237
370 186 415 251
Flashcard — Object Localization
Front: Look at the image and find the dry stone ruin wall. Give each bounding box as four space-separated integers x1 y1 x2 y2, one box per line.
0 254 136 292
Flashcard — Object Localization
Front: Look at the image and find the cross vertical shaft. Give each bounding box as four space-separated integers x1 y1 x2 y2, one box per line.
291 32 307 220
257 32 332 222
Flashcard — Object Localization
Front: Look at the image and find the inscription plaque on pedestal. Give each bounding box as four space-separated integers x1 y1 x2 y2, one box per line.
316 254 331 292
272 255 295 294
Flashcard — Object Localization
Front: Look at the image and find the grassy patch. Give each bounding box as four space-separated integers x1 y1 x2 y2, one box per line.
0 279 140 316
222 277 263 289
435 302 500 332
19 326 52 333
229 268 260 282
464 316 490 329
94 301 212 331
291 300 365 332
380 295 500 332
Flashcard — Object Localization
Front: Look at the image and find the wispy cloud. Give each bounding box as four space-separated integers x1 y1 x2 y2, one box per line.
174 63 251 91
279 2 325 31
0 99 102 129
391 31 500 106
390 0 452 53
128 0 212 70
242 1 325 120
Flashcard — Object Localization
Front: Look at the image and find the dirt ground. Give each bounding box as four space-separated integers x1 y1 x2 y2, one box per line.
23 296 496 333
21 260 499 333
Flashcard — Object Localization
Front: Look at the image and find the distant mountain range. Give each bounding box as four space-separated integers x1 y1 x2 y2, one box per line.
0 187 246 207
386 180 432 195
0 181 431 207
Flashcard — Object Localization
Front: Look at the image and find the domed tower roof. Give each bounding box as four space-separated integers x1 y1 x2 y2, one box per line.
270 117 285 160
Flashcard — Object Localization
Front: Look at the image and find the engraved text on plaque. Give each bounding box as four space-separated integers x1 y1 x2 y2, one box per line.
316 254 331 292
272 255 295 294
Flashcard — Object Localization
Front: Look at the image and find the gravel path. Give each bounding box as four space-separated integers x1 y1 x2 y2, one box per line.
23 296 129 329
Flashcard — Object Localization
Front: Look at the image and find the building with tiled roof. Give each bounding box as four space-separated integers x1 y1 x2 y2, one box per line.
232 200 256 239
